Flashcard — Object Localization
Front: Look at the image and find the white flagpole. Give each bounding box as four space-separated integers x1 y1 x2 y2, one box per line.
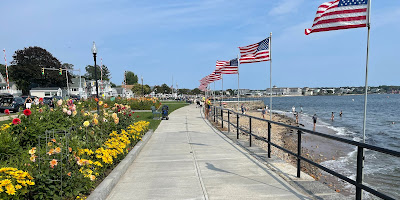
362 0 372 144
269 33 273 120
237 54 240 110
221 74 224 105
358 1 371 199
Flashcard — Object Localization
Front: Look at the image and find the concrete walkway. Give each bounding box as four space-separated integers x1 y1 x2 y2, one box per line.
106 104 309 200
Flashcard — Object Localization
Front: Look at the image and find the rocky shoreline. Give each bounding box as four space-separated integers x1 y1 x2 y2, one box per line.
215 102 353 196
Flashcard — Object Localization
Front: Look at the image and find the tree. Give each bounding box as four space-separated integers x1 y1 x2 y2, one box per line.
191 88 203 95
84 65 111 81
226 89 234 96
125 71 138 85
62 63 74 75
0 64 12 82
178 88 190 95
9 46 71 94
131 83 151 95
160 83 171 94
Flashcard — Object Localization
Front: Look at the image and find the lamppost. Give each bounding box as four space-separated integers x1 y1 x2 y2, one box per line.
141 76 144 96
91 42 99 114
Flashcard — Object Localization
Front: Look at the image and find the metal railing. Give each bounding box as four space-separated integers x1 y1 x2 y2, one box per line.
209 106 400 200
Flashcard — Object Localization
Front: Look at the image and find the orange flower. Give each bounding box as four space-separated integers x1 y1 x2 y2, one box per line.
54 147 61 154
50 159 58 168
90 175 96 181
67 172 71 177
51 138 56 143
68 147 72 152
30 155 37 162
47 148 54 155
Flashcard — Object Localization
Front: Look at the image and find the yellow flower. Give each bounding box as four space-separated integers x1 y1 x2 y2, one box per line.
5 184 16 195
26 180 34 186
90 175 96 181
48 142 53 147
15 184 22 190
93 118 99 125
28 147 36 155
93 113 98 119
114 117 119 124
72 110 77 116
99 101 103 106
83 121 90 127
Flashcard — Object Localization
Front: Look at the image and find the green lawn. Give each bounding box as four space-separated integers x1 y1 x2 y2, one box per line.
135 101 189 131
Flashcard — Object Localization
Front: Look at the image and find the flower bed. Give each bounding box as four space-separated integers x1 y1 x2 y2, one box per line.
0 98 151 199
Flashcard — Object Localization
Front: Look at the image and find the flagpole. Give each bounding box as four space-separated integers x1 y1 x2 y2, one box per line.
237 54 240 110
358 1 371 199
213 81 215 105
221 74 224 105
269 32 273 120
362 0 371 145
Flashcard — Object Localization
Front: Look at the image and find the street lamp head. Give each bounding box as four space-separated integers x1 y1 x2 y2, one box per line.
91 41 97 54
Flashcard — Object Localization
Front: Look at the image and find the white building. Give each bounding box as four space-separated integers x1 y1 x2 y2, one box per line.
30 87 62 97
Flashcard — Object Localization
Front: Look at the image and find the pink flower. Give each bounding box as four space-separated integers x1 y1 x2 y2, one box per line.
12 118 21 125
67 110 72 115
57 99 63 106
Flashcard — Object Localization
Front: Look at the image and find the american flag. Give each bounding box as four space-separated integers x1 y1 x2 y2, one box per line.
305 0 369 35
215 61 226 74
239 38 270 64
220 58 238 74
207 72 221 83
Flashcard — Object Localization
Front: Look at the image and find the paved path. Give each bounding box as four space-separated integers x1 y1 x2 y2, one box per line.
106 104 309 200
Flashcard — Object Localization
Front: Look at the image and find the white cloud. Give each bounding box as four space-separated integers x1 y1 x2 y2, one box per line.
269 0 304 16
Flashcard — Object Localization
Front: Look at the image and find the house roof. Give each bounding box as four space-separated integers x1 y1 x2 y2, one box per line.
30 87 60 91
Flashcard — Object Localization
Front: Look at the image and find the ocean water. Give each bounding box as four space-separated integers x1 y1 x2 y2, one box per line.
262 94 400 199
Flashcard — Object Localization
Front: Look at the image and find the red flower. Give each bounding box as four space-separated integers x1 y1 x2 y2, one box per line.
94 98 99 102
129 114 132 117
23 109 32 116
136 115 139 118
132 111 135 114
12 118 21 125
118 109 121 112
39 97 43 102
4 109 10 115
123 113 126 115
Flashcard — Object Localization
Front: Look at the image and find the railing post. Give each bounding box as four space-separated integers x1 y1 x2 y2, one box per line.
214 106 216 122
228 111 230 132
297 130 302 178
221 108 224 129
268 122 271 158
249 117 252 147
236 114 239 139
356 146 364 200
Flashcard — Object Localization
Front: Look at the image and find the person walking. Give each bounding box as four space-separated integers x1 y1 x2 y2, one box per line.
261 107 266 119
312 114 317 131
241 104 246 115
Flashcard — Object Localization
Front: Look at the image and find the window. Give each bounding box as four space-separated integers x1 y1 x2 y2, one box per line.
45 92 51 96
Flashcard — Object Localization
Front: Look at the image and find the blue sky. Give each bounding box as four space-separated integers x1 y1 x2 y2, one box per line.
1 0 399 90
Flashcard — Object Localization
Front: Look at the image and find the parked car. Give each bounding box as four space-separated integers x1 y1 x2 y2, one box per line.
0 94 25 113
68 95 81 101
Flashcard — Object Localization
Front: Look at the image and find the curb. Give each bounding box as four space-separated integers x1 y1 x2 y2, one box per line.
87 129 154 200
